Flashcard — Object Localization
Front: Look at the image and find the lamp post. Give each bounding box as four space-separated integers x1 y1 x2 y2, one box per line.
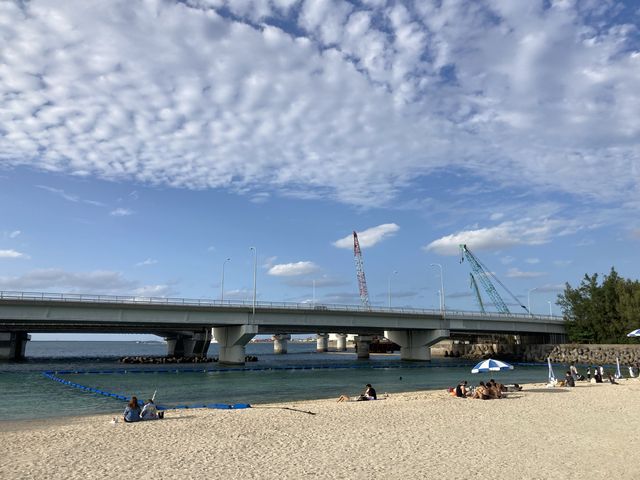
388 270 398 308
547 301 552 316
527 287 538 315
220 257 231 302
430 264 445 315
312 279 316 305
250 247 257 316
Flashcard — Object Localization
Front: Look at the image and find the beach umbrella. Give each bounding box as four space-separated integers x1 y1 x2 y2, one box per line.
627 329 640 337
471 358 514 374
547 357 556 383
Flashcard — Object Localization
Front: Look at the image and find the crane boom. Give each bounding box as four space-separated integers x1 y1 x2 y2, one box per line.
353 231 371 309
469 273 486 314
460 244 528 314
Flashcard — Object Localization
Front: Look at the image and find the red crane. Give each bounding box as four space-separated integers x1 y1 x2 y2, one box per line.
353 231 371 309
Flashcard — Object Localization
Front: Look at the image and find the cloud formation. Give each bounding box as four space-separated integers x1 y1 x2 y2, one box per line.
268 261 319 277
110 208 134 217
1 1 637 207
425 217 580 255
333 223 400 249
135 258 158 267
505 268 546 279
0 249 29 259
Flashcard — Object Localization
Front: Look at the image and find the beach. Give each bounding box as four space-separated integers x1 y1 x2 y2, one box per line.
2 380 639 480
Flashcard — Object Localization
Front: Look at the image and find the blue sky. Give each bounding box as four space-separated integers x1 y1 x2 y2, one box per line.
1 0 639 339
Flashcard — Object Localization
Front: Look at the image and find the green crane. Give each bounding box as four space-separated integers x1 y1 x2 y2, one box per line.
459 244 529 314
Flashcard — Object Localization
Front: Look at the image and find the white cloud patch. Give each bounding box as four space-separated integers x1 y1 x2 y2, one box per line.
0 268 173 295
8 230 21 239
425 217 579 255
110 208 134 217
2 2 637 207
135 258 158 267
525 258 540 264
0 249 29 259
333 223 400 249
506 268 546 279
268 261 319 277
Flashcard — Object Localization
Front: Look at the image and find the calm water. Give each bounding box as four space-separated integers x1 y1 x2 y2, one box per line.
0 341 555 421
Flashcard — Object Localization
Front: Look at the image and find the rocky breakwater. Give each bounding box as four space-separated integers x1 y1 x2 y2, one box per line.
521 344 640 365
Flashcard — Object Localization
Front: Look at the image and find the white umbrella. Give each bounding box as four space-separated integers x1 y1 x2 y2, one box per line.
547 357 556 383
471 358 514 374
627 329 640 337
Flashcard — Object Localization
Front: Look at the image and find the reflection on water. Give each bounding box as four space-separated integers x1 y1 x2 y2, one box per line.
0 341 552 421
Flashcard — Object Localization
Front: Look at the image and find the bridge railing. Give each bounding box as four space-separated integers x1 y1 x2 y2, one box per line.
0 290 561 322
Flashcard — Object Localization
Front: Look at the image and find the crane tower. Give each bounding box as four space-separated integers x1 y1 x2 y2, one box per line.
353 231 371 309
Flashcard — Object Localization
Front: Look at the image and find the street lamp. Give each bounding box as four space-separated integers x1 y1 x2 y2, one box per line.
312 279 316 305
547 301 553 316
220 257 231 302
250 247 257 316
388 270 398 308
527 287 538 315
430 264 445 315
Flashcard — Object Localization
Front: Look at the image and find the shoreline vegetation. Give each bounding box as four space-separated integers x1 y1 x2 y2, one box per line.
2 380 640 479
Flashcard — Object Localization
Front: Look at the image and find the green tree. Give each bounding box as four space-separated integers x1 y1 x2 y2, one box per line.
558 268 640 344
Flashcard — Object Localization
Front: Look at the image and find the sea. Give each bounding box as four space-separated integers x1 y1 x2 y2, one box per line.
0 341 554 421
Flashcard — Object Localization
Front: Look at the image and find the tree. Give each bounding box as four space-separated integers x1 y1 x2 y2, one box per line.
558 268 640 344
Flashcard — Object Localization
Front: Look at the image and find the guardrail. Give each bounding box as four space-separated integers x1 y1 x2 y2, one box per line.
0 290 561 322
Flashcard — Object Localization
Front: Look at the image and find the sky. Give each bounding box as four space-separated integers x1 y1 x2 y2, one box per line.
1 0 639 340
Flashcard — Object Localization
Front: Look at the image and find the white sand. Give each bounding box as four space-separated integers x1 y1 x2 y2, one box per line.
2 381 640 479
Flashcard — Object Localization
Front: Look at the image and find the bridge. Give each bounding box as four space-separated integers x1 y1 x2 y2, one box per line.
0 290 566 363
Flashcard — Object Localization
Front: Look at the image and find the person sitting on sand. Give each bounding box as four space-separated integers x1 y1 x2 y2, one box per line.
565 371 575 387
123 396 142 423
488 380 502 399
455 381 468 398
594 370 603 383
355 384 376 401
337 395 351 402
608 374 619 385
489 378 505 396
472 381 490 400
141 399 164 420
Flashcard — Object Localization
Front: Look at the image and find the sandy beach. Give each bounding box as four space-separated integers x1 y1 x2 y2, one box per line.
2 380 639 480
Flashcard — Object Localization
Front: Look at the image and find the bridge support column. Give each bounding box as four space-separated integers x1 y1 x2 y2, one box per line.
316 333 329 352
166 330 211 357
384 329 450 361
336 333 348 351
273 334 291 354
355 335 372 359
214 324 258 365
0 332 30 360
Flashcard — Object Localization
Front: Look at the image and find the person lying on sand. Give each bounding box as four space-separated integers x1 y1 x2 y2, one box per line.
472 382 490 400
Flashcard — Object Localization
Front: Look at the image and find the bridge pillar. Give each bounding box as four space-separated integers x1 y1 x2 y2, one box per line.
355 335 372 359
166 330 211 358
214 324 258 365
336 333 348 351
0 332 30 360
384 329 450 361
316 333 329 352
273 334 291 354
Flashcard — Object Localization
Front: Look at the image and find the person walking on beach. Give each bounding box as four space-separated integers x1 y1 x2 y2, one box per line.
123 396 142 423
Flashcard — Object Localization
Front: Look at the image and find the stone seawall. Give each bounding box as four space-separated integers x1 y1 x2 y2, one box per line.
442 342 640 365
521 344 640 365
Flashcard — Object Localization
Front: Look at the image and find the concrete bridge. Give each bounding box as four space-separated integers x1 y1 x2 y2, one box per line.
0 291 566 363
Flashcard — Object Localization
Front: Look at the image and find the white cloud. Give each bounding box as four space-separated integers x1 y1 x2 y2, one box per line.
425 217 578 255
110 208 134 217
0 1 638 209
490 213 504 221
0 268 174 295
8 230 21 239
525 258 540 264
506 268 546 279
333 223 400 249
0 249 29 259
268 261 319 277
500 256 515 265
135 258 158 267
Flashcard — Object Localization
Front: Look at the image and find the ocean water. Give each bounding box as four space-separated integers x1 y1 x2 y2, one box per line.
0 341 555 421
